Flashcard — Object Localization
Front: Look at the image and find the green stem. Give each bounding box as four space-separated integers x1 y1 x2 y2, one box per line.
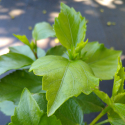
89 106 110 125
95 119 109 125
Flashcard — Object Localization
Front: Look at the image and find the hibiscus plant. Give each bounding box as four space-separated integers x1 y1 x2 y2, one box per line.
0 3 125 125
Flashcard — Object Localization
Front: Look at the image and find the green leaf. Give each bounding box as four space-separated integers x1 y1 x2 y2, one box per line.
0 70 43 104
111 103 125 123
39 114 62 125
46 45 66 56
0 53 33 75
32 22 55 41
81 42 122 80
0 101 16 116
112 58 125 97
55 98 83 125
108 108 125 125
9 45 46 60
75 92 104 114
13 34 30 47
33 93 47 112
93 89 112 105
9 88 43 125
54 3 86 49
30 55 99 116
114 93 125 104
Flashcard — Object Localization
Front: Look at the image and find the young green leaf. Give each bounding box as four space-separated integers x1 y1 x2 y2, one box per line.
30 55 99 116
54 3 86 49
108 108 125 125
39 114 62 125
55 98 83 125
0 70 43 104
114 93 125 104
111 103 125 123
81 42 122 80
9 88 43 125
112 58 125 97
46 45 67 56
32 22 56 41
75 92 104 114
0 53 33 75
13 34 30 47
0 101 16 116
93 89 112 105
9 45 46 60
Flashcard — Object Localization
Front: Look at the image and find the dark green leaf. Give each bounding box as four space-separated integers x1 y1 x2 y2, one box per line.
55 98 83 125
112 58 125 97
81 42 122 80
75 92 104 114
0 70 43 104
33 93 47 112
30 55 99 116
13 34 30 47
54 3 86 49
0 101 16 116
0 53 33 75
9 88 43 125
9 45 45 60
39 114 62 125
32 22 55 41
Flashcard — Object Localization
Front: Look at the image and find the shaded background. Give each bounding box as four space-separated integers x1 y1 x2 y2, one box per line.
0 0 125 124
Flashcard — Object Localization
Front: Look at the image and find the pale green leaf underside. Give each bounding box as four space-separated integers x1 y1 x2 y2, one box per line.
81 42 122 80
9 88 43 125
0 101 16 116
54 3 86 49
30 55 99 116
32 22 55 41
0 53 33 75
9 45 46 60
55 98 83 125
0 70 43 104
75 92 104 114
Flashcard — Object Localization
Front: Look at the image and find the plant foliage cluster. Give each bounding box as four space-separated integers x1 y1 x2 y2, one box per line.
0 3 125 125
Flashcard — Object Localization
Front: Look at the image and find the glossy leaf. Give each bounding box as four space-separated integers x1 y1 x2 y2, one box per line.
81 42 122 80
32 22 55 41
54 3 86 49
0 101 16 116
30 55 99 116
75 92 104 114
0 53 33 75
39 114 62 125
108 108 125 125
9 45 46 60
112 58 125 97
55 98 83 125
9 88 43 125
93 89 112 105
0 70 43 104
13 34 30 47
